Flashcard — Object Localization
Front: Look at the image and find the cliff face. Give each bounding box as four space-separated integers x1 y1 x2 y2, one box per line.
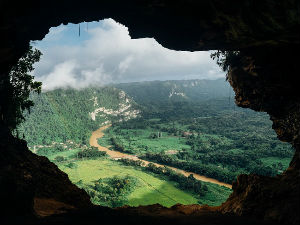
226 47 299 145
220 47 300 224
220 170 299 224
0 0 299 224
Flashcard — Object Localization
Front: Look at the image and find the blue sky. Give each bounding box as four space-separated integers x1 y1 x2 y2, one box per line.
32 19 225 90
34 21 101 48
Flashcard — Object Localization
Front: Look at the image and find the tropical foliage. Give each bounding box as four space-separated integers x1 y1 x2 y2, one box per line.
1 46 42 131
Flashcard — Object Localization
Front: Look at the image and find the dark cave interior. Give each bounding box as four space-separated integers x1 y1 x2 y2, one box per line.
0 1 299 224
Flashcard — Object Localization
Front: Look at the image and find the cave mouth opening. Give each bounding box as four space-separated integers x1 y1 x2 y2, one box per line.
16 19 294 211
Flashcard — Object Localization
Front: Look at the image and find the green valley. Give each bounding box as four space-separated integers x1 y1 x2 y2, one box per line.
18 78 294 208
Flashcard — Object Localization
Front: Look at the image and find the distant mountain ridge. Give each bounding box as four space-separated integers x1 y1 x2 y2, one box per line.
114 78 234 105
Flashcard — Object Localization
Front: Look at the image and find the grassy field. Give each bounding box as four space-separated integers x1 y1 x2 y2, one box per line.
261 157 291 172
47 148 82 161
99 125 191 155
58 159 199 207
57 158 231 207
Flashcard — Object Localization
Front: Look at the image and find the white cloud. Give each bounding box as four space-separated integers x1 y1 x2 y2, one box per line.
33 19 224 90
38 60 79 90
118 56 133 74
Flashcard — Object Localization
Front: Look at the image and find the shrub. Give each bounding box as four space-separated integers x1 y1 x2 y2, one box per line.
65 162 78 169
77 149 106 159
54 156 65 162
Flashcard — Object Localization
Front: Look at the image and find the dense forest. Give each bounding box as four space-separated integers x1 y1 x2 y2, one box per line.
106 107 292 183
18 87 139 145
103 79 294 183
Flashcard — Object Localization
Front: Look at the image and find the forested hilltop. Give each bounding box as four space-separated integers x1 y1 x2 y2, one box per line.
18 87 140 146
114 78 233 105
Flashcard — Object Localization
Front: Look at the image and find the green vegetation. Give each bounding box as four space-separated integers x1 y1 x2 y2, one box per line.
114 79 231 105
118 159 210 197
31 138 228 207
105 126 189 155
103 109 293 183
18 87 139 145
77 147 107 159
58 159 217 207
210 50 240 73
86 175 139 207
34 142 107 162
19 78 293 208
102 79 294 183
1 46 42 131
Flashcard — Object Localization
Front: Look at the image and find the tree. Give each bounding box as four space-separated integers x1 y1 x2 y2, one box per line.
210 50 240 72
0 46 42 131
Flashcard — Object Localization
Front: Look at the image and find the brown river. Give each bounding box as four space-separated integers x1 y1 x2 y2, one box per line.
89 125 232 189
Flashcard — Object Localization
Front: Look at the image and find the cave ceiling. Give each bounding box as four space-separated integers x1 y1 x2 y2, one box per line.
0 0 299 76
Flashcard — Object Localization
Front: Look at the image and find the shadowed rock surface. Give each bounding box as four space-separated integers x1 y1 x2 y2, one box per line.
0 0 299 224
0 131 92 218
221 46 300 224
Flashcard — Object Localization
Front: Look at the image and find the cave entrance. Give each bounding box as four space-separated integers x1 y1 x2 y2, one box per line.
18 19 293 209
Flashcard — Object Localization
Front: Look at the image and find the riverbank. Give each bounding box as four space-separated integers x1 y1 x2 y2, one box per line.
89 125 232 189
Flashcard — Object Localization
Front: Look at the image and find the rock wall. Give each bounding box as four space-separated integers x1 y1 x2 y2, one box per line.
220 47 300 224
0 130 92 219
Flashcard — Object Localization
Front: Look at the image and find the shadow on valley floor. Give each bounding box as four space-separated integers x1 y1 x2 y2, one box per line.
127 181 230 207
127 182 189 207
